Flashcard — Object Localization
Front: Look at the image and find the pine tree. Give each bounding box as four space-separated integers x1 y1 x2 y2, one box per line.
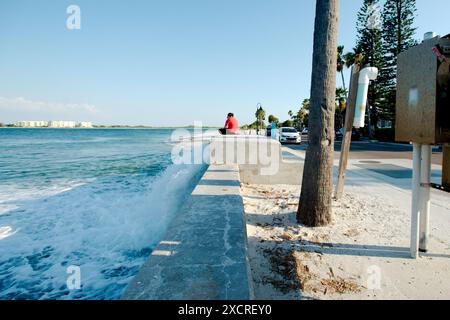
355 0 384 128
379 0 417 123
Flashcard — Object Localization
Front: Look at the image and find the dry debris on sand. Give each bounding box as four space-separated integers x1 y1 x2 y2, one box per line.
241 183 450 300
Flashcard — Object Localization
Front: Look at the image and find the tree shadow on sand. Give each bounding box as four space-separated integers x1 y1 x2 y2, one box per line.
246 211 450 260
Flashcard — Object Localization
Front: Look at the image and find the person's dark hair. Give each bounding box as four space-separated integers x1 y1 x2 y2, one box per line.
227 113 234 117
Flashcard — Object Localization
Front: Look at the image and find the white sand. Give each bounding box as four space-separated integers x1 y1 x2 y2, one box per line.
241 183 450 300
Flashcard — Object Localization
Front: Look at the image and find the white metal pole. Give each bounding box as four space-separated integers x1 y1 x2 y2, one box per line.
411 142 422 258
419 145 432 252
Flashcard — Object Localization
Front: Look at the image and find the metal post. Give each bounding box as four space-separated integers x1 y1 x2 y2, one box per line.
419 145 432 252
366 100 372 140
411 142 422 258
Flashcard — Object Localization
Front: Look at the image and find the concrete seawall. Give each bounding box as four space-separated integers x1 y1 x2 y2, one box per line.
122 137 304 300
122 164 253 300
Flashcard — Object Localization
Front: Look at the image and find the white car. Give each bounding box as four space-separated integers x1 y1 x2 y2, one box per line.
279 127 301 144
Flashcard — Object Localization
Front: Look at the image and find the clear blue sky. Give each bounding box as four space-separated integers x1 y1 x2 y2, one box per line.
1 0 449 126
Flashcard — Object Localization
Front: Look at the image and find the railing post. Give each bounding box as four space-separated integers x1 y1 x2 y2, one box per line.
419 145 432 252
411 142 422 258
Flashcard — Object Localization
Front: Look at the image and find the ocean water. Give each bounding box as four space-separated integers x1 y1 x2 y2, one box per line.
0 128 206 300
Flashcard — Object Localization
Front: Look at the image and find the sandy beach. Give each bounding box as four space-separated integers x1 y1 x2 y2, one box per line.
241 182 450 300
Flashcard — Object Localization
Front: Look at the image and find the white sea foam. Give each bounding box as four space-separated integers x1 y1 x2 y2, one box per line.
0 226 16 240
0 162 206 299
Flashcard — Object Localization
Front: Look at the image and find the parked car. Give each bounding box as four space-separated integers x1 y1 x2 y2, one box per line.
279 127 301 144
302 128 309 135
352 128 361 141
334 128 360 141
335 129 343 141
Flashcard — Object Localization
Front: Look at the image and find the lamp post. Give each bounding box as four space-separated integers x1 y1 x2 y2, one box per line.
256 103 262 135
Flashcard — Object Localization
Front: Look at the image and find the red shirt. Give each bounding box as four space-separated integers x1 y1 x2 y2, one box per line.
225 117 239 133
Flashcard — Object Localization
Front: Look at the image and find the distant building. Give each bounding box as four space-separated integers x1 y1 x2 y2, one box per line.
15 121 49 127
48 121 76 128
76 122 93 128
15 120 94 128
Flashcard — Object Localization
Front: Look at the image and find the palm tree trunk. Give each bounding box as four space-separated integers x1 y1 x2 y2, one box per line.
297 0 339 227
340 70 347 95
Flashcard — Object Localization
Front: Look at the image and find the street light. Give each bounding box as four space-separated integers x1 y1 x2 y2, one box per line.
256 103 263 135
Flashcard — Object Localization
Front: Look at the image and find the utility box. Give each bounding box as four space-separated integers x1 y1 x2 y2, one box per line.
396 35 450 144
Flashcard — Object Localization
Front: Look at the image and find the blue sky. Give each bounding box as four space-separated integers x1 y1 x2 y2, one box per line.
1 0 449 127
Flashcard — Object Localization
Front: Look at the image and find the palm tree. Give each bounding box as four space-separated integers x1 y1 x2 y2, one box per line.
337 46 366 97
288 110 294 119
343 50 365 68
335 87 347 111
337 45 347 93
255 106 266 133
335 87 347 129
268 115 279 125
297 0 340 227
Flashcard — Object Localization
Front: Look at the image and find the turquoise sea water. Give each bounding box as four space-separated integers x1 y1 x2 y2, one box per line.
0 128 205 299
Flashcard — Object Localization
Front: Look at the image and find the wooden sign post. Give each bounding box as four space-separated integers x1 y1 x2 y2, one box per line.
334 65 361 200
444 145 450 189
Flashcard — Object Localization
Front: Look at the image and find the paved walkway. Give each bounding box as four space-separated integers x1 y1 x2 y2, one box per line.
286 141 443 165
283 145 450 258
273 146 450 299
122 164 252 300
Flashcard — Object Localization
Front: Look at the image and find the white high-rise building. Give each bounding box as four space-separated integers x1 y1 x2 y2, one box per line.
76 122 93 128
15 120 94 128
15 121 49 127
48 121 76 128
